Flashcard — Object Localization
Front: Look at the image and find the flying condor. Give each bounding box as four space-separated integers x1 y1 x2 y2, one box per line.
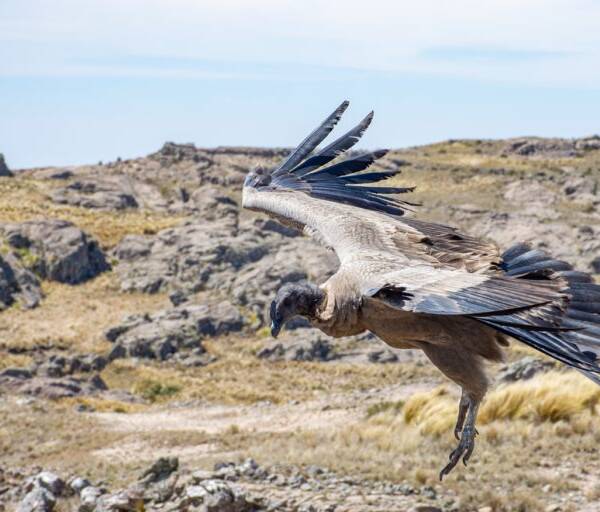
242 101 600 478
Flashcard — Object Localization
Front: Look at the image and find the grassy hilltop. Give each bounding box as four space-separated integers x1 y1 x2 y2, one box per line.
1 136 599 511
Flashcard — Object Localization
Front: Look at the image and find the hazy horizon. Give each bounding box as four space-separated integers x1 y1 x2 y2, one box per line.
2 0 600 169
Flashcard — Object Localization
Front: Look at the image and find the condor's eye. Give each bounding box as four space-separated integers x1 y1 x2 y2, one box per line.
282 297 292 307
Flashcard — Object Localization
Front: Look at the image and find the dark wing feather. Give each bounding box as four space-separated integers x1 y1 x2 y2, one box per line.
292 111 374 176
306 150 389 179
368 243 600 379
364 270 562 316
251 101 416 217
272 101 349 176
269 148 414 217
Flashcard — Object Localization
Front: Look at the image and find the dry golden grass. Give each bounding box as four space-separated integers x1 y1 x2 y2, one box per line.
481 372 600 423
2 147 600 511
399 371 600 436
102 339 437 405
0 272 169 353
0 177 184 247
0 352 33 370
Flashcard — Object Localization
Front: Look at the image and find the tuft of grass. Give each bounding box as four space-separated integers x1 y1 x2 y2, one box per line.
0 353 33 370
131 378 182 403
403 386 456 436
0 272 168 353
365 400 404 418
399 371 600 437
481 372 600 423
13 246 41 269
62 396 146 414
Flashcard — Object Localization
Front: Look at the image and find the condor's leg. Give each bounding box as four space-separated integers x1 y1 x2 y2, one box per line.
420 342 489 480
453 390 469 441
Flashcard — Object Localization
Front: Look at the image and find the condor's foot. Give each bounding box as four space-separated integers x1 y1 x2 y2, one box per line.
439 424 477 480
440 392 481 480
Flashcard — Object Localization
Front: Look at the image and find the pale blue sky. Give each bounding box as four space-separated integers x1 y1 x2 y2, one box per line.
2 0 600 169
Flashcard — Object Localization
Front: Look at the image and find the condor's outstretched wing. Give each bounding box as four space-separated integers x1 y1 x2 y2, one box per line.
242 100 498 269
242 101 600 379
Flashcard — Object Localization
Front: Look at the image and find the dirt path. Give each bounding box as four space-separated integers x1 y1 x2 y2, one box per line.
92 381 437 463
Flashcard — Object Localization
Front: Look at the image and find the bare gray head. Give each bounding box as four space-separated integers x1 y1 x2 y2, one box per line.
244 165 272 189
270 281 325 337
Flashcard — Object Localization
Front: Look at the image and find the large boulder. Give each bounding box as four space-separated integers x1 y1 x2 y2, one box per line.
106 301 244 360
113 217 263 295
497 356 555 383
0 219 109 284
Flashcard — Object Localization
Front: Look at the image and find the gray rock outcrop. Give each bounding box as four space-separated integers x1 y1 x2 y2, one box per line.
0 219 109 284
51 177 140 210
113 215 336 327
106 300 244 361
257 331 334 362
0 369 108 399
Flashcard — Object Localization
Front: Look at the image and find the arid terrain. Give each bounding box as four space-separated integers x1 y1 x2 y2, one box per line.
1 136 600 512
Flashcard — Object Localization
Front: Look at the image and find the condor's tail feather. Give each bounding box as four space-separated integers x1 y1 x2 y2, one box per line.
477 243 600 383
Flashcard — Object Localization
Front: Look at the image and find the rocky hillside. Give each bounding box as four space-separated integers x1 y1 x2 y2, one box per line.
1 137 599 512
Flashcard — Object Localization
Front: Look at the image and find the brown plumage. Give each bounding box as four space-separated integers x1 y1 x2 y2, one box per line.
243 101 600 479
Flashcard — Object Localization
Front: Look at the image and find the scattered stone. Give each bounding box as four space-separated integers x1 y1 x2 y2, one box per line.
140 457 179 485
95 489 144 512
497 356 555 382
367 348 399 364
69 477 91 495
17 487 56 512
34 354 107 377
181 479 257 512
257 331 333 362
32 472 64 496
35 168 74 180
0 367 33 379
79 486 103 511
502 138 578 158
575 135 600 151
420 485 437 500
168 290 188 306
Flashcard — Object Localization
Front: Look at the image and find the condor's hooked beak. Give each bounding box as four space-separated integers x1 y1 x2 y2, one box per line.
270 319 282 338
269 300 282 338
